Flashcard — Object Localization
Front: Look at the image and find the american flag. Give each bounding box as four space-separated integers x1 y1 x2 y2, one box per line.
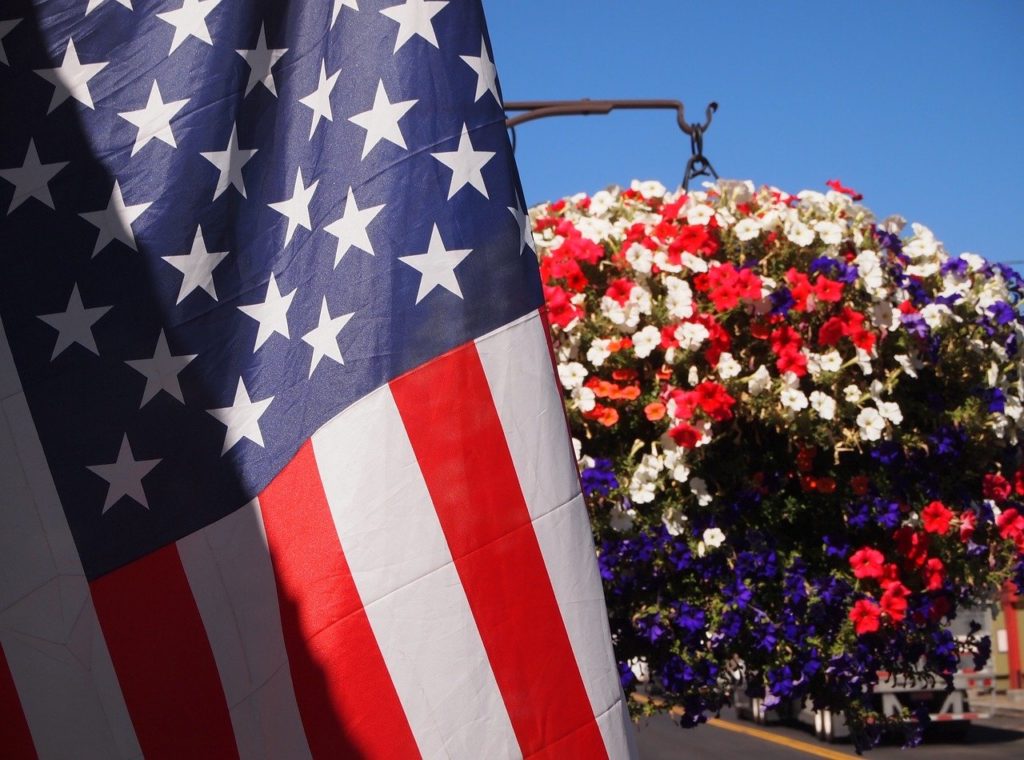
0 1 635 757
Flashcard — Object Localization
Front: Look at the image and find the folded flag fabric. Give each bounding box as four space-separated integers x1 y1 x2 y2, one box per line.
0 1 636 757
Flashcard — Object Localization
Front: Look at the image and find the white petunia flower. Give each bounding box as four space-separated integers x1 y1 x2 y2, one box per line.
698 527 726 556
856 406 886 441
702 527 726 549
652 250 684 273
920 303 956 330
557 361 588 390
686 203 715 226
855 347 874 376
844 384 863 403
877 400 903 425
571 386 596 413
587 338 612 367
676 322 710 351
785 220 815 247
662 449 691 483
819 350 843 373
572 438 583 462
625 242 654 274
894 353 922 379
960 252 986 271
716 352 742 380
748 365 772 396
680 252 708 273
781 371 800 390
734 217 762 241
632 325 662 359
589 190 615 216
664 276 695 319
609 505 637 532
631 179 667 198
629 657 650 684
871 301 900 331
662 506 687 536
814 220 843 245
809 390 836 420
690 477 712 506
780 387 809 412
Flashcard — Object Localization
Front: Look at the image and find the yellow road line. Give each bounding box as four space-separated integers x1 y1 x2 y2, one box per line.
707 718 852 759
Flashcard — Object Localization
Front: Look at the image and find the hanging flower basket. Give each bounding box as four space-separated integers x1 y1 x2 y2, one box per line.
532 179 1024 748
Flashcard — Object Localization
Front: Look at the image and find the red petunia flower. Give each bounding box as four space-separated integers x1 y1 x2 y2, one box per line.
959 510 976 543
849 547 885 579
813 275 844 303
880 581 910 622
543 285 584 328
924 558 946 591
921 501 953 535
669 423 702 449
850 599 881 634
817 316 845 347
826 179 864 201
996 508 1024 542
893 526 929 568
604 278 636 305
983 473 1012 503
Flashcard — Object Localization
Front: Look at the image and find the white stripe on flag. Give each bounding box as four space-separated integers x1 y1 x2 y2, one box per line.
311 384 521 760
0 321 141 760
177 500 312 760
476 312 633 758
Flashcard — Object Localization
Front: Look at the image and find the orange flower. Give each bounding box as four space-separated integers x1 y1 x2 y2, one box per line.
612 385 641 401
583 404 620 427
644 402 666 421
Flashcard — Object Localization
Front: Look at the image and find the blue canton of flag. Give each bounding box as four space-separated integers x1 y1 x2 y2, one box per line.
0 0 538 578
0 2 635 758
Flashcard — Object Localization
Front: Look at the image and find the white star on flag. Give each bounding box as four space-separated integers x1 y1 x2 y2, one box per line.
331 0 359 28
37 283 111 359
323 187 384 266
431 123 495 199
157 0 222 54
125 330 197 407
268 167 319 246
0 18 21 66
299 60 341 139
33 38 108 113
87 435 162 513
236 23 287 97
238 272 296 351
380 0 448 53
348 80 417 160
161 226 229 304
0 139 69 214
508 205 537 255
207 378 274 454
79 179 151 256
460 37 499 103
398 224 472 304
200 123 257 199
85 0 133 16
118 80 189 156
302 297 355 377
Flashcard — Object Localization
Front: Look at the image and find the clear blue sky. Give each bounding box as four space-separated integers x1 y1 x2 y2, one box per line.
483 0 1024 264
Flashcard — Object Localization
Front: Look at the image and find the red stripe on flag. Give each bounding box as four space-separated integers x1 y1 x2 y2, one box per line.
259 440 420 760
0 642 36 759
89 543 238 759
391 343 608 759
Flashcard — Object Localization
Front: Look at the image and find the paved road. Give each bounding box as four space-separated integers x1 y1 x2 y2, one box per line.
634 707 1024 758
